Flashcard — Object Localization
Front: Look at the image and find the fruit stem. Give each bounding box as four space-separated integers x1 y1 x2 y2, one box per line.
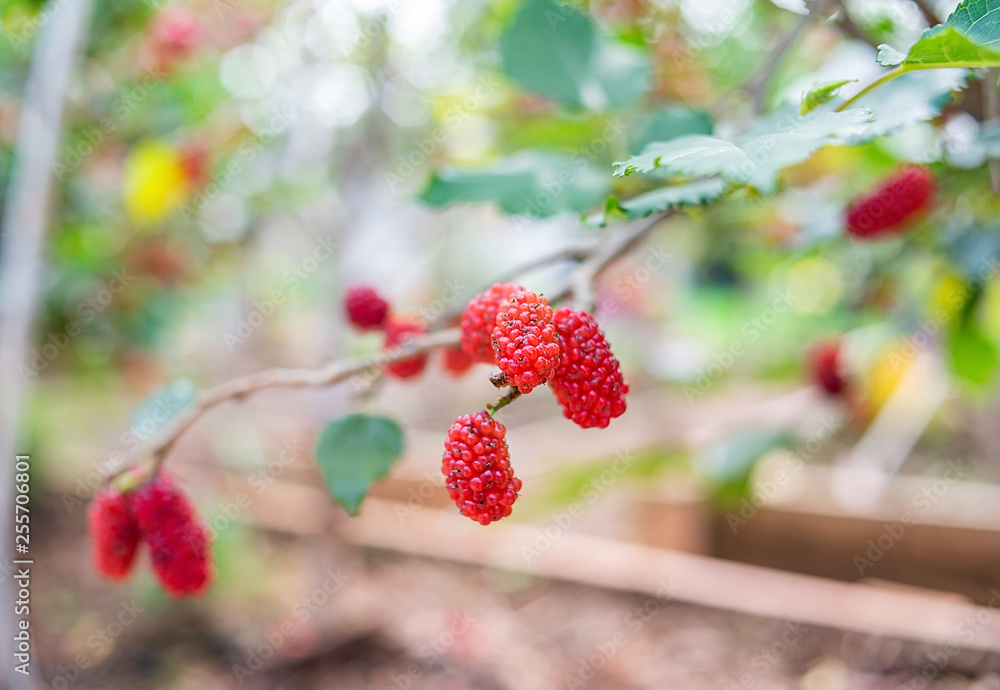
487 388 522 416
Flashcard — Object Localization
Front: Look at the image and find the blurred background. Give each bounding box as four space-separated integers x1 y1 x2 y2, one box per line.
4 0 1000 687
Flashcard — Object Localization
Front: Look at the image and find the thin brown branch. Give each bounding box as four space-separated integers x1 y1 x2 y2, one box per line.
748 3 818 114
110 212 673 484
554 211 672 312
832 0 879 49
911 0 941 26
118 328 461 482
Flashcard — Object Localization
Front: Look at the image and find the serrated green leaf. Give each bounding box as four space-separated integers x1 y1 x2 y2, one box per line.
499 0 651 111
315 414 404 515
619 178 728 217
629 106 714 154
882 0 1000 70
613 108 873 194
420 152 610 217
800 80 856 114
130 378 197 442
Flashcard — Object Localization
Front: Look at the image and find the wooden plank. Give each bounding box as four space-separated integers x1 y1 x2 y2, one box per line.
343 498 1000 653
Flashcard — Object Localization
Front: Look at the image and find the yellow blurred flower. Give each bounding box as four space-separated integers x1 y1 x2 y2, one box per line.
123 141 190 224
864 341 915 416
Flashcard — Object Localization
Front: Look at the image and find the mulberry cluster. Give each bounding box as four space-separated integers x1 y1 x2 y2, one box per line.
845 166 935 239
550 308 628 429
491 289 561 394
88 474 212 597
441 411 522 525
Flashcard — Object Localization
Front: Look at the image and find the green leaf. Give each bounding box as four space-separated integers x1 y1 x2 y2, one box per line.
950 321 999 386
613 108 874 194
499 0 651 111
844 69 966 140
130 379 197 442
800 79 856 114
880 0 1000 70
618 178 727 217
629 106 714 154
700 429 792 506
876 45 908 67
419 152 610 217
314 414 405 516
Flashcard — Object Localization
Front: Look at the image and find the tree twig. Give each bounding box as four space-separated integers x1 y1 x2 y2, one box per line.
108 211 674 485
553 211 672 312
910 0 941 26
747 2 818 114
832 0 879 49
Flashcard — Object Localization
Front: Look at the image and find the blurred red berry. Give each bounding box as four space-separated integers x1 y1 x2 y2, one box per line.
345 285 390 330
460 282 523 363
845 166 935 239
443 346 474 377
178 142 209 188
550 308 628 429
491 289 560 394
810 341 847 396
129 475 212 597
89 486 142 581
442 411 521 525
384 315 428 379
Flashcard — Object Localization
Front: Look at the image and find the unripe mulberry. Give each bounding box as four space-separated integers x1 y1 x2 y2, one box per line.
442 411 522 525
846 166 935 239
550 308 628 429
129 475 211 597
89 487 142 581
384 315 429 379
810 340 847 396
460 283 523 363
491 290 560 394
345 285 390 330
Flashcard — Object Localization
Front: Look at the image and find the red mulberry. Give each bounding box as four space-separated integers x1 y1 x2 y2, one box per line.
550 308 628 429
345 285 390 330
89 487 142 581
129 475 212 597
846 166 935 239
442 346 474 377
442 411 522 525
384 315 429 379
460 283 523 363
810 340 847 396
491 290 560 394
